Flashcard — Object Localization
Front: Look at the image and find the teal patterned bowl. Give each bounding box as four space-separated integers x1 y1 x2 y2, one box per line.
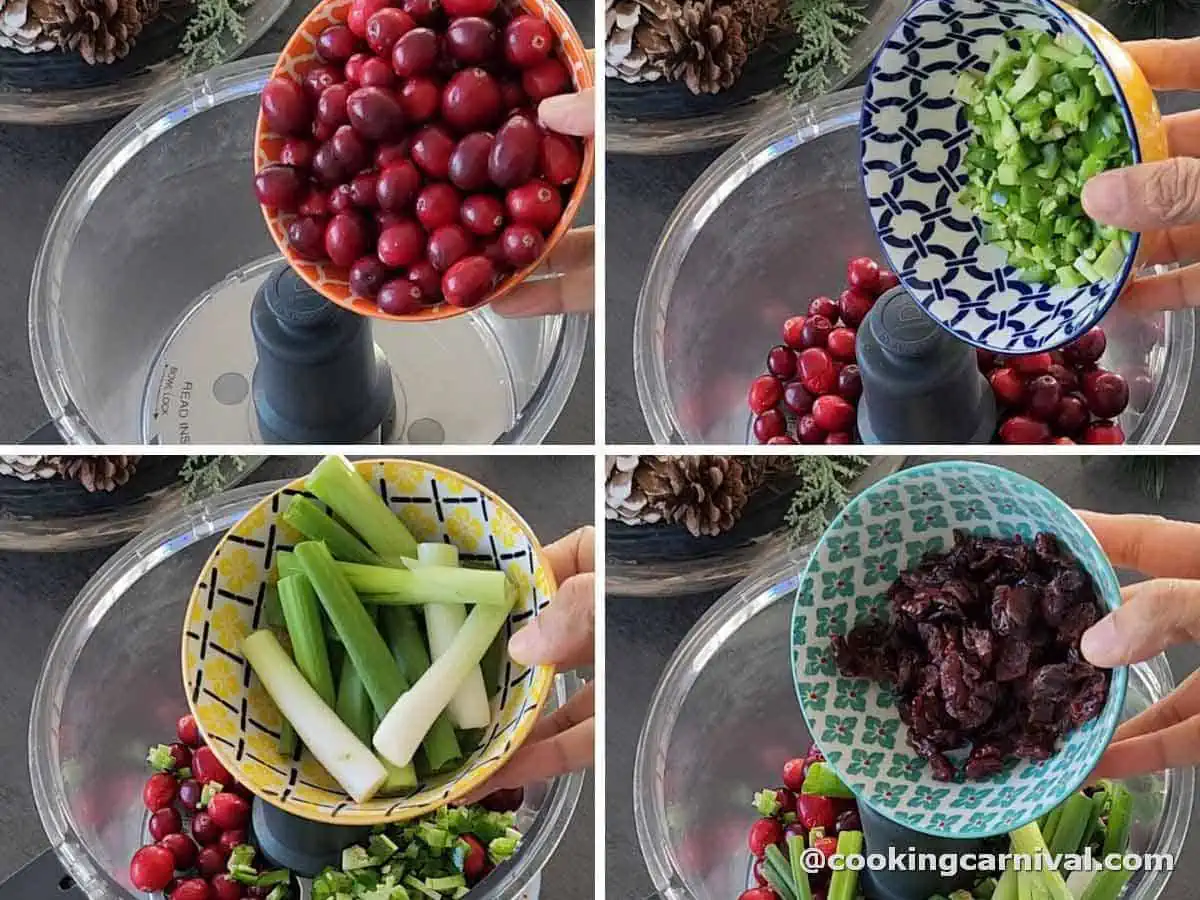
790 460 1126 839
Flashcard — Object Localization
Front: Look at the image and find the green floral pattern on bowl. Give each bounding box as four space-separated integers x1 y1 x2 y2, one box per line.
791 461 1127 839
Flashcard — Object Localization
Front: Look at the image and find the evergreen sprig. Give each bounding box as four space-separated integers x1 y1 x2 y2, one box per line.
179 455 251 501
784 455 869 543
179 0 251 73
784 0 869 97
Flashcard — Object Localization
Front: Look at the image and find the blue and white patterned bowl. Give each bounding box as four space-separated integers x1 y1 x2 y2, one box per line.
860 0 1147 354
791 460 1127 839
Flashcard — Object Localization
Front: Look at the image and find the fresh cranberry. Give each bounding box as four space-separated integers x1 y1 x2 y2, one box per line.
798 794 839 831
738 890 776 900
130 845 176 892
748 374 782 414
377 220 426 267
1063 326 1107 367
442 68 502 132
803 297 836 324
762 345 794 379
1026 374 1062 421
1046 363 1079 393
348 0 390 37
287 216 327 260
797 347 836 395
260 78 310 136
312 119 337 142
988 367 1025 407
375 141 411 168
149 806 183 841
303 64 343 99
478 787 525 812
328 183 356 213
171 877 213 900
345 87 406 141
752 858 769 886
1083 370 1129 418
366 8 415 55
378 278 427 314
783 380 814 415
144 773 177 811
458 833 488 883
767 435 796 444
500 223 544 266
1082 420 1125 444
392 27 440 77
316 24 359 63
344 51 370 84
836 809 863 833
782 315 807 349
846 256 881 294
1010 352 1053 375
812 394 854 433
521 58 570 101
298 189 330 217
442 255 496 307
447 132 494 190
358 56 397 88
780 758 806 791
329 124 369 172
316 83 352 128
499 78 527 111
349 170 379 207
813 835 839 864
877 268 900 293
177 779 203 813
998 415 1051 444
219 829 249 858
504 14 553 67
376 161 422 211
462 194 506 237
324 212 370 266
279 137 316 170
826 431 854 444
976 348 997 372
506 179 561 230
211 875 245 900
411 124 455 178
800 314 833 349
408 260 442 298
402 0 438 23
539 132 582 186
191 812 222 846
837 364 862 401
826 327 856 362
753 410 786 443
159 833 197 870
416 183 461 230
311 143 346 185
774 788 797 815
207 792 251 832
838 288 873 328
797 414 827 444
747 817 783 859
446 16 498 64
395 77 438 123
253 165 308 211
490 115 540 187
428 224 474 271
1054 394 1089 435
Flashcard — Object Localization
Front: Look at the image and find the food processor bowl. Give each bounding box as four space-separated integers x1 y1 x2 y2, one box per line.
29 479 585 899
30 56 589 446
635 88 1194 444
633 546 1192 900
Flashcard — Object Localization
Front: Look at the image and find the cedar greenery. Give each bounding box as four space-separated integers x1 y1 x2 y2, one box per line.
784 0 868 97
784 455 868 543
178 455 251 501
179 0 250 72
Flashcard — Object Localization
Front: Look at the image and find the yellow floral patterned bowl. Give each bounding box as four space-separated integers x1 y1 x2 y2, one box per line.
181 459 557 825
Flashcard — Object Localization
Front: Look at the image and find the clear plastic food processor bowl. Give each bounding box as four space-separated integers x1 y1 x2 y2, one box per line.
30 56 589 446
29 480 585 899
633 547 1193 900
635 88 1195 444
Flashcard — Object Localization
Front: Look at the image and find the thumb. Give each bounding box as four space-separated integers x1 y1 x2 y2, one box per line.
1082 158 1200 231
508 572 594 668
538 88 594 137
1081 578 1200 667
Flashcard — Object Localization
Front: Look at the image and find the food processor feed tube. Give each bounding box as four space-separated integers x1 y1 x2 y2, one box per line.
251 795 370 877
251 265 396 444
855 287 998 443
857 802 990 900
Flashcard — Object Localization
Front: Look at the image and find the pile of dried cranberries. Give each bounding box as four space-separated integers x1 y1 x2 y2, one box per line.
253 0 583 313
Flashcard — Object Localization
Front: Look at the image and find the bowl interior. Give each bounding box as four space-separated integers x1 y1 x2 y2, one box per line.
861 0 1140 354
256 0 595 323
791 460 1127 838
181 459 556 825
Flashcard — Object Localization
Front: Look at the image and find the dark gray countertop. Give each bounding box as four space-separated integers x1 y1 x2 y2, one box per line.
0 454 593 900
0 0 593 445
606 454 1200 899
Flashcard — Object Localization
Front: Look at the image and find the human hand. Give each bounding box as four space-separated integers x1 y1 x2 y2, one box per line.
466 526 595 797
488 87 595 317
1081 38 1200 311
1076 510 1200 779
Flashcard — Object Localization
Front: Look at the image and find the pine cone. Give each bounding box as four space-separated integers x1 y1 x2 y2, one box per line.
670 0 747 95
605 455 666 525
605 0 679 83
639 455 752 537
58 456 140 492
55 0 157 65
0 455 61 481
0 0 62 52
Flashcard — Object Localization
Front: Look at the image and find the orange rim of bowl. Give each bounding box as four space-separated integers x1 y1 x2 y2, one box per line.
180 458 558 825
254 0 594 323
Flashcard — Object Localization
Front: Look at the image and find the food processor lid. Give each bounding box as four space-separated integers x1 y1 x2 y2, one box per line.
867 287 943 359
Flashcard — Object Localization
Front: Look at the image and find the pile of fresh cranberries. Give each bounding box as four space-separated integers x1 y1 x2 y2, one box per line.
129 714 281 900
253 0 583 313
747 256 897 444
748 256 1135 445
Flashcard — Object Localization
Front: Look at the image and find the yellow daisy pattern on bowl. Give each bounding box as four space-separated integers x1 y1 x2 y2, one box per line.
182 459 557 826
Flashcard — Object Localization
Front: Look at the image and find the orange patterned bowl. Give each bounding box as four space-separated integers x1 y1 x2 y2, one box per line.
255 0 594 322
